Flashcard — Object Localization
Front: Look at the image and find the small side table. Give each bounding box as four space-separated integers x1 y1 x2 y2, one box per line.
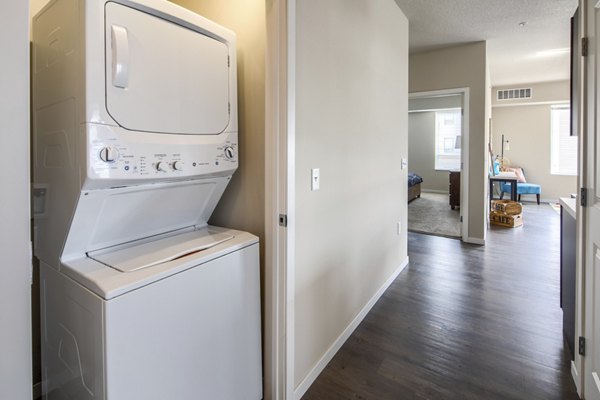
489 176 518 208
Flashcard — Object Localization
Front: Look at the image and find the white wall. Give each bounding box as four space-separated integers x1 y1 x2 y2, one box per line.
294 0 409 393
0 1 32 399
492 80 577 200
410 42 489 242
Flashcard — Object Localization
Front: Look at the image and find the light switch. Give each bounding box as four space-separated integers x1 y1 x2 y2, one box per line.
311 168 320 191
401 158 408 170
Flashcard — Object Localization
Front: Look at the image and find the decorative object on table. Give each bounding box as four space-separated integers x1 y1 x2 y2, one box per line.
498 134 511 168
499 167 542 204
490 199 523 228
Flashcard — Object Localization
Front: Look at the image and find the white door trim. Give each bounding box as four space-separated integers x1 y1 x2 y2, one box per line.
0 1 32 398
572 0 586 395
265 0 295 398
409 88 471 242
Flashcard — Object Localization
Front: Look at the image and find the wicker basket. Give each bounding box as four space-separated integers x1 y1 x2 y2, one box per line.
491 200 522 215
490 211 523 228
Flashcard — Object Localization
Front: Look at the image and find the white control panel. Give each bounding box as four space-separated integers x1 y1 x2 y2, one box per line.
86 124 238 186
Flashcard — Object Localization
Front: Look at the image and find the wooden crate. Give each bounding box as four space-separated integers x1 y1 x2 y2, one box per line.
491 200 522 215
490 211 523 228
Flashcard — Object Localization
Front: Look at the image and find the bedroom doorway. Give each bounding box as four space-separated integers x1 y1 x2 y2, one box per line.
407 88 469 240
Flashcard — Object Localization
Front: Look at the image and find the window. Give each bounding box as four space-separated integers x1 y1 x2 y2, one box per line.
551 105 577 175
435 110 461 171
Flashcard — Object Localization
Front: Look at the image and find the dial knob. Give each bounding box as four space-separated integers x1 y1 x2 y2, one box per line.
156 161 169 172
224 146 235 159
99 147 118 163
172 161 183 171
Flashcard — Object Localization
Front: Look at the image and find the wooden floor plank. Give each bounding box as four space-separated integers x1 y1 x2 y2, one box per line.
301 204 580 400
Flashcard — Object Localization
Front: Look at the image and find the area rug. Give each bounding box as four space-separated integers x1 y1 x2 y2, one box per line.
408 192 461 238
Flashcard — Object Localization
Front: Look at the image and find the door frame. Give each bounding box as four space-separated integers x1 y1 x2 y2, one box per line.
408 88 471 242
265 0 295 398
0 1 32 398
572 0 587 395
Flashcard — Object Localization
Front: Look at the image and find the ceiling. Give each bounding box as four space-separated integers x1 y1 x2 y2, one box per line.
393 0 578 86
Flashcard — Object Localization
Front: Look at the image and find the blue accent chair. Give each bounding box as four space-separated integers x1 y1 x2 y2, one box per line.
499 175 541 204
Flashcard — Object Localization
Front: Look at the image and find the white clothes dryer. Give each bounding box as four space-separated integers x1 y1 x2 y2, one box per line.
32 1 262 399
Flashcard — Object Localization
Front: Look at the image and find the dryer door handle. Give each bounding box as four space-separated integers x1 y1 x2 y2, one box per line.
111 25 129 88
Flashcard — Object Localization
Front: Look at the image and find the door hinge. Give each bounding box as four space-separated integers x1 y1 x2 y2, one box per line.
228 102 231 115
227 55 230 67
582 37 589 57
460 216 463 223
581 187 588 207
279 214 288 227
29 242 33 286
579 336 586 356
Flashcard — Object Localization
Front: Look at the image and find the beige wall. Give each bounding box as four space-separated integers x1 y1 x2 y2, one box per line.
410 42 489 242
29 0 47 18
492 80 577 200
1 1 32 398
170 0 266 250
294 0 408 390
408 112 452 192
30 0 49 390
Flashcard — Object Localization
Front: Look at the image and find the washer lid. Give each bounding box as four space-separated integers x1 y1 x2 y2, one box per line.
105 2 231 135
88 228 233 272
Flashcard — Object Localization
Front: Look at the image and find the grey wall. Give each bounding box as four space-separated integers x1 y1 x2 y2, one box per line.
410 42 489 242
408 95 463 193
294 0 409 390
0 1 32 398
409 95 462 112
492 80 577 200
408 112 452 192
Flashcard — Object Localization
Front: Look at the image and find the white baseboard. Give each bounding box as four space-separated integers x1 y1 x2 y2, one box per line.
464 236 485 245
421 189 449 194
571 360 581 395
293 257 410 400
33 382 41 399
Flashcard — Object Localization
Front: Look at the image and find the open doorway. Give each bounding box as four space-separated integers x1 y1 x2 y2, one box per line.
407 89 469 240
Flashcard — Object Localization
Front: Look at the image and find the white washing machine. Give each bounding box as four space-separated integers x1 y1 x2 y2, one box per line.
32 0 262 399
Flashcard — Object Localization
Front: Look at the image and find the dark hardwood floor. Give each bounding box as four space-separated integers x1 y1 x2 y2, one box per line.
302 204 580 400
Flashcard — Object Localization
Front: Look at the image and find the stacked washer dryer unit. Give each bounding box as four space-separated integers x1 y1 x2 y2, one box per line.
33 0 262 399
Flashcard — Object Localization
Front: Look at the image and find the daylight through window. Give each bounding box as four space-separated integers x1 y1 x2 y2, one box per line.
550 105 577 176
435 110 461 171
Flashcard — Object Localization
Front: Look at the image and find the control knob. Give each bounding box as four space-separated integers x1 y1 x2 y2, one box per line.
156 161 169 172
224 146 235 159
99 147 118 163
172 161 183 171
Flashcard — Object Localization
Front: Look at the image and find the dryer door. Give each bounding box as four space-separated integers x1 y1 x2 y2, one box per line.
104 2 230 135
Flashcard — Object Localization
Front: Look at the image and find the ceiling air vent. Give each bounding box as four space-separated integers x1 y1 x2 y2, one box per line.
497 88 532 101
